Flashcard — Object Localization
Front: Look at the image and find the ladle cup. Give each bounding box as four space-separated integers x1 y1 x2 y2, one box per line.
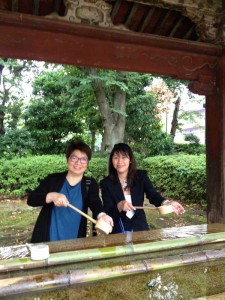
134 204 174 215
67 203 112 235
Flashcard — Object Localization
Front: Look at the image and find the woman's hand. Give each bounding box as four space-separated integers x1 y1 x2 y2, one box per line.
117 200 135 212
170 200 185 215
46 192 69 207
98 214 114 227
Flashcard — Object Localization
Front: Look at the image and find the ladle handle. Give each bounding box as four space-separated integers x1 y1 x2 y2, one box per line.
67 203 97 224
134 206 157 210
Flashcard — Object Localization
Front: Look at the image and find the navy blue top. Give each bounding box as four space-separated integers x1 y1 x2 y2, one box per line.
50 179 82 241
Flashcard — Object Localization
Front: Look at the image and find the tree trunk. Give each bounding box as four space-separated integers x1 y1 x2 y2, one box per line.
0 111 5 135
170 95 181 141
90 129 95 152
85 68 126 155
0 61 5 135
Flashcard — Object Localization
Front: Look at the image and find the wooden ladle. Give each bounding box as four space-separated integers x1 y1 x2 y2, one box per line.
67 203 112 235
134 204 174 215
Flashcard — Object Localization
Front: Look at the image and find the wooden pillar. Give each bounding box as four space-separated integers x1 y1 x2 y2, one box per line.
206 53 225 223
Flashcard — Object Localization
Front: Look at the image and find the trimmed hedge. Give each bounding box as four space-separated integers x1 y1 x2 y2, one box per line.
141 154 206 204
0 155 206 204
0 155 108 198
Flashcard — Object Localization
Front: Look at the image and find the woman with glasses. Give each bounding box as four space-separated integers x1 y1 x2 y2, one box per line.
100 143 185 234
27 140 113 243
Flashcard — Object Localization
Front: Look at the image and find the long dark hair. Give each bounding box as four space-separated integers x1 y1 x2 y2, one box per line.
108 143 137 188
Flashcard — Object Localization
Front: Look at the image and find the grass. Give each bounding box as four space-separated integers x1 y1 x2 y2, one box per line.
0 200 207 247
0 200 40 246
145 203 206 230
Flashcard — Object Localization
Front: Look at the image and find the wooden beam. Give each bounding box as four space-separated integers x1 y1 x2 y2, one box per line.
0 11 221 81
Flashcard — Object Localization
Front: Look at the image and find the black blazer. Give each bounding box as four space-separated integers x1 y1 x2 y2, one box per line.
100 170 165 233
27 171 104 243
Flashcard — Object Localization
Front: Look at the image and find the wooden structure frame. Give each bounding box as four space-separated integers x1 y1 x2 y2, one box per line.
0 1 224 224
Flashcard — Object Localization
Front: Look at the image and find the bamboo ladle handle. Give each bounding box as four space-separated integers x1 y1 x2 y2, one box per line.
67 203 112 235
134 205 174 215
134 206 157 210
67 203 97 224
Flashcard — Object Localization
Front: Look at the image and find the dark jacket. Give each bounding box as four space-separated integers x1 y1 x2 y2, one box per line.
100 170 165 233
27 171 104 243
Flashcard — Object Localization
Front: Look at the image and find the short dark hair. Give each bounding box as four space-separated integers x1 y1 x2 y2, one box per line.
66 141 92 161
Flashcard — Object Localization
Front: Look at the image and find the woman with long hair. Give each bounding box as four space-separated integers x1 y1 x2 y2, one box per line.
100 143 184 234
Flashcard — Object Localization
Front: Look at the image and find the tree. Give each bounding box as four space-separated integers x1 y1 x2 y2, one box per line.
24 70 83 154
0 59 29 135
23 65 175 156
74 68 165 154
147 77 193 142
78 68 128 153
0 128 36 158
126 88 173 156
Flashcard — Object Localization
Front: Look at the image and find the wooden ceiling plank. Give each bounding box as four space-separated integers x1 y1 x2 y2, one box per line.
11 0 18 12
110 0 130 25
110 0 123 22
183 25 196 40
33 0 40 15
125 3 147 31
142 8 163 33
169 16 184 37
124 3 139 27
138 7 155 32
53 0 61 13
153 10 171 35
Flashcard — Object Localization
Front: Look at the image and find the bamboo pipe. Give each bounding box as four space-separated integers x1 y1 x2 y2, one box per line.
67 203 112 235
0 224 212 260
134 205 174 215
1 232 225 273
1 249 225 297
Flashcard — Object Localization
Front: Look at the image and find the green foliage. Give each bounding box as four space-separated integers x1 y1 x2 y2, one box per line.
0 156 107 198
86 157 108 182
0 59 30 134
23 70 84 154
142 155 206 204
130 134 174 157
174 143 205 155
125 77 175 156
184 133 200 144
0 155 66 197
0 128 36 158
0 155 206 205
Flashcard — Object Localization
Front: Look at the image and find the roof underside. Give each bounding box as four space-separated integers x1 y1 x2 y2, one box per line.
0 0 224 45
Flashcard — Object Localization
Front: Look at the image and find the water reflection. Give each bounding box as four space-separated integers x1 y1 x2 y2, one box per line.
146 274 181 299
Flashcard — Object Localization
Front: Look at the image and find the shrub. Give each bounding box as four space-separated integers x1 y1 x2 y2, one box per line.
0 156 107 198
0 154 206 204
174 143 205 155
142 154 206 204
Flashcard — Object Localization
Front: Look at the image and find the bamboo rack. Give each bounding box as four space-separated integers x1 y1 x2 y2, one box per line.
1 232 225 273
1 248 225 297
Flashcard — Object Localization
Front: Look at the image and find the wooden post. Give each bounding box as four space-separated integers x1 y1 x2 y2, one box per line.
206 53 225 223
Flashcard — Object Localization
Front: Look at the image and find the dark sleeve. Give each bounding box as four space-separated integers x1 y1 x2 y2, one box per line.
100 179 121 219
27 174 53 207
142 171 165 207
88 179 105 219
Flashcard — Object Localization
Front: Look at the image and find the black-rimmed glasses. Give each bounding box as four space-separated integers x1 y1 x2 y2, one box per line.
69 155 88 164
